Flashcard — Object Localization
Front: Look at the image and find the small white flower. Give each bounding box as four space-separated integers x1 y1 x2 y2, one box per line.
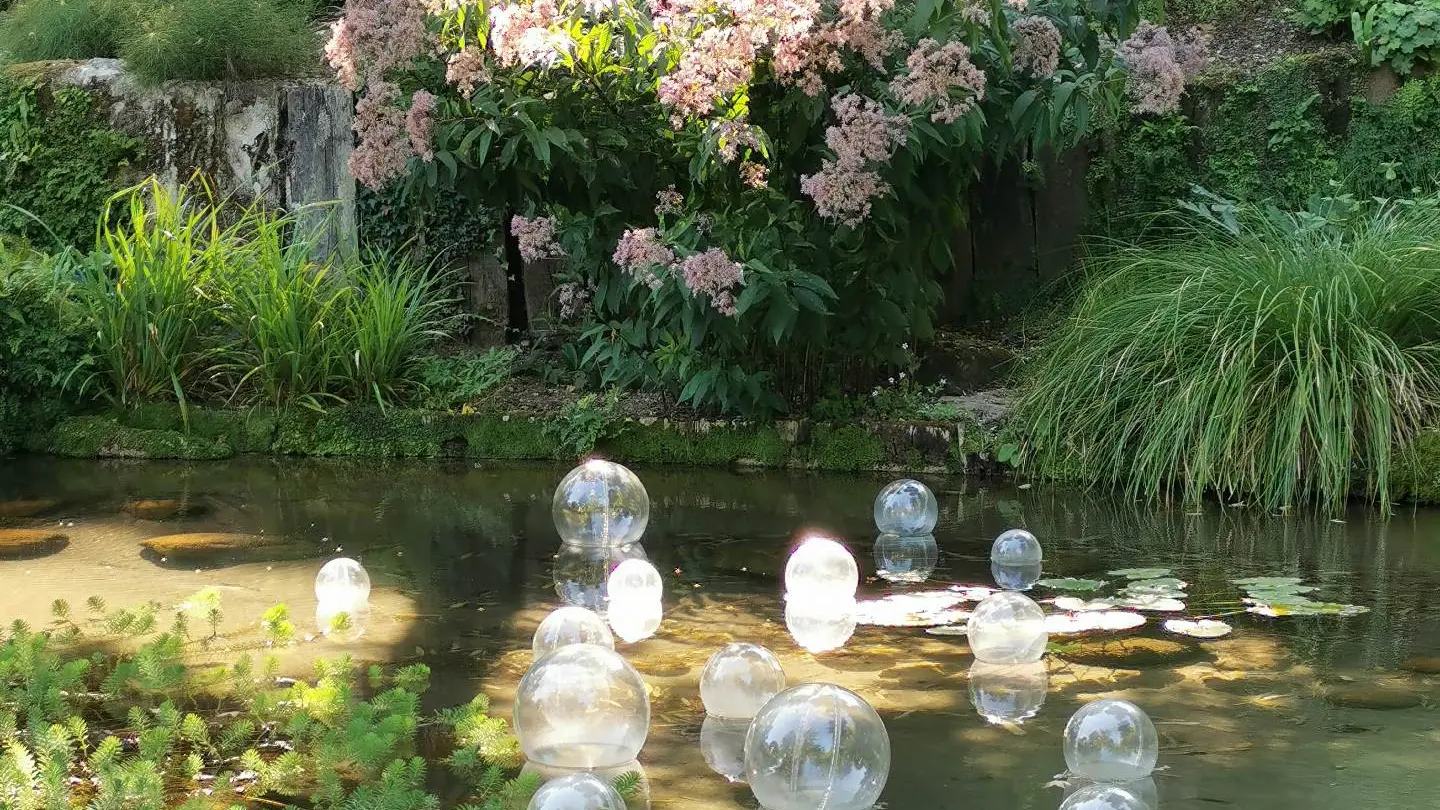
901 342 909 350
899 372 906 381
888 377 895 385
939 376 948 385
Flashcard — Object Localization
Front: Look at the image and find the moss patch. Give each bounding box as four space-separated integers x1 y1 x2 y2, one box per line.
1394 428 1440 504
50 416 233 460
600 420 790 467
805 424 887 471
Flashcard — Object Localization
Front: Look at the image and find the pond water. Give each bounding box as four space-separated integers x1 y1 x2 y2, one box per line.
1 456 1439 810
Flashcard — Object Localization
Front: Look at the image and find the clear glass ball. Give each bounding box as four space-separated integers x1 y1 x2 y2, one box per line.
526 772 626 810
967 591 1048 664
1058 783 1150 810
700 715 749 784
553 542 647 615
1063 699 1159 783
990 528 1042 565
315 557 370 608
990 560 1043 591
315 601 369 643
700 643 787 719
967 661 1048 725
873 533 938 584
784 596 857 653
873 479 938 535
513 643 650 768
607 597 663 644
552 459 650 547
744 683 890 810
533 606 614 658
607 558 663 604
784 535 858 601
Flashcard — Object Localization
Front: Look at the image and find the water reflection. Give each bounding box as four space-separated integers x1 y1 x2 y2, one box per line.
784 595 857 653
1063 777 1159 810
699 715 749 783
315 602 369 642
873 533 939 583
519 760 652 810
967 661 1048 725
608 598 663 643
553 542 647 614
991 560 1043 591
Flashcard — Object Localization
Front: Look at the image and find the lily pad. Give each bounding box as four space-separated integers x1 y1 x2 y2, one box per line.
1053 596 1117 612
856 592 970 627
1232 576 1304 587
1036 577 1107 592
1108 567 1173 580
1244 598 1369 618
1124 577 1188 591
1162 618 1233 639
946 585 995 602
925 624 970 637
1046 611 1147 635
1112 595 1187 612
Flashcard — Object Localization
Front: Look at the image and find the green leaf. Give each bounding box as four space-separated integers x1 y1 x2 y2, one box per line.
1036 577 1106 592
1010 89 1040 131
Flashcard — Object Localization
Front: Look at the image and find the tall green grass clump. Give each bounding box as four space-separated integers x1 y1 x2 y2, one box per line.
117 0 320 84
0 0 122 62
1015 193 1440 513
342 252 459 406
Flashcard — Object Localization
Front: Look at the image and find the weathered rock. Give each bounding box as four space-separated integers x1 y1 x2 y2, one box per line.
0 529 68 557
1322 684 1423 710
1057 636 1205 669
918 334 1019 395
1399 656 1440 675
0 499 60 518
140 532 289 563
124 499 201 520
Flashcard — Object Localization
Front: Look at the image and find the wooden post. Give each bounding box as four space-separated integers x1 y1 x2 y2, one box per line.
466 251 508 348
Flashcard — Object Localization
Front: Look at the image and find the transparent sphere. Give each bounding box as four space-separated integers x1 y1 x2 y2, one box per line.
533 606 614 658
700 715 749 783
991 560 1043 591
700 643 787 719
873 479 938 535
315 557 370 609
554 542 648 615
315 601 369 643
744 683 890 810
608 597 663 644
967 591 1048 664
967 661 1048 725
990 529 1042 565
784 596 857 653
873 534 939 584
513 643 651 768
526 772 626 810
607 559 663 604
1058 784 1150 810
1064 778 1158 810
520 762 651 810
784 535 858 601
552 459 650 548
1063 699 1159 783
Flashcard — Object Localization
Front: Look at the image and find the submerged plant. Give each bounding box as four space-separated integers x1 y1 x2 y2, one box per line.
1015 191 1440 513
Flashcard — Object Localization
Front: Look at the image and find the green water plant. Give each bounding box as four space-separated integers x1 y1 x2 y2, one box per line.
1015 190 1440 513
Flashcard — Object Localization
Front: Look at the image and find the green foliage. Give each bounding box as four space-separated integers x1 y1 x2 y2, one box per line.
1293 0 1368 30
0 0 122 62
1293 0 1440 75
1339 73 1440 197
1015 191 1440 513
0 245 88 450
415 348 517 411
543 390 628 459
0 77 143 248
342 253 461 406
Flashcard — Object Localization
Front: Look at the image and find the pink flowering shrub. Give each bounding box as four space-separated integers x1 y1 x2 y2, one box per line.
511 215 564 262
1118 21 1209 116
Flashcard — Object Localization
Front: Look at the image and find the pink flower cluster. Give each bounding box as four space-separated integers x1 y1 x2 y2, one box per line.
555 281 593 321
679 248 744 316
1118 21 1209 115
406 90 438 162
959 0 989 25
712 118 763 162
324 0 428 92
1012 16 1061 78
800 93 909 226
658 26 757 118
350 79 413 190
511 215 563 262
740 160 768 188
613 228 676 289
446 46 490 98
489 0 565 67
656 186 685 216
890 38 987 124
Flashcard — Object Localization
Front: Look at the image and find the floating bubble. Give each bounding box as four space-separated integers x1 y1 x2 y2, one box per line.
526 772 626 810
700 715 750 783
533 606 614 658
990 529 1042 566
784 595 857 653
552 459 650 548
1058 783 1151 810
1063 699 1159 783
744 683 890 810
553 542 647 615
991 560 1043 591
315 557 370 609
607 558 664 604
513 643 650 768
873 533 939 583
608 597 663 644
873 479 939 535
700 643 786 720
315 601 369 643
967 591 1047 664
784 535 858 601
968 661 1048 725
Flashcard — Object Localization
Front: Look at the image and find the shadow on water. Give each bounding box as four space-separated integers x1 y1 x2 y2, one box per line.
4 455 1440 809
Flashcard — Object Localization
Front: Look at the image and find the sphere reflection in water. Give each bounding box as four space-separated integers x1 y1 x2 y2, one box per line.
315 601 369 643
1063 699 1159 783
967 591 1048 664
873 534 939 584
700 643 786 719
784 535 858 601
700 715 750 783
521 761 651 810
967 661 1048 725
607 597 663 644
513 643 650 768
552 459 650 548
533 606 614 658
553 542 647 615
606 559 664 604
991 560 1043 591
526 772 626 810
1064 778 1158 810
1058 783 1151 810
315 557 370 609
990 528 1043 566
873 479 938 535
744 683 890 810
784 596 857 653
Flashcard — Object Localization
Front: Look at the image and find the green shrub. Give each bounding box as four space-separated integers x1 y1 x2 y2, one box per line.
414 348 517 411
0 0 123 62
0 245 89 450
1015 191 1440 513
1293 0 1440 75
341 252 460 406
117 0 321 84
